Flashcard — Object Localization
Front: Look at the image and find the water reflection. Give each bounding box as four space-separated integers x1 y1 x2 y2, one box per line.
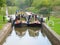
15 27 40 38
41 29 46 37
15 27 27 38
28 29 39 37
3 27 52 45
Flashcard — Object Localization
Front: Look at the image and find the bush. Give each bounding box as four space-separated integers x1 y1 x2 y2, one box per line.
25 7 39 13
8 6 19 15
0 7 6 16
0 6 19 16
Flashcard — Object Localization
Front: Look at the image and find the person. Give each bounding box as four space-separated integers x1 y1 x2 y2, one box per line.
28 15 31 20
18 14 20 20
16 10 18 14
35 15 37 21
40 15 43 22
48 16 50 21
9 16 12 23
40 15 43 27
3 16 5 22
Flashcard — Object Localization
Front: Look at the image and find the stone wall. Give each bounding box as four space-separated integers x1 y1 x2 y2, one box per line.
0 23 12 44
42 23 60 45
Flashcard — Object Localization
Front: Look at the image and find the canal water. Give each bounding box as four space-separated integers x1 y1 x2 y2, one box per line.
2 27 52 45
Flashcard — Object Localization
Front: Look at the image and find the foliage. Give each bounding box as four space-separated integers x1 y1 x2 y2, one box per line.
25 7 39 13
52 0 60 6
0 0 6 8
25 0 53 14
46 16 60 35
39 7 52 15
0 7 6 16
8 6 19 14
32 0 52 8
6 0 60 11
0 15 7 30
6 0 15 6
25 0 33 7
6 0 25 9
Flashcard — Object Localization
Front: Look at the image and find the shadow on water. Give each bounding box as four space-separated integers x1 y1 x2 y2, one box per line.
2 27 52 45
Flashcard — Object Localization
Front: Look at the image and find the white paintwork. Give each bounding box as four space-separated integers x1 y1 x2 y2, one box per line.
43 17 47 22
25 12 32 16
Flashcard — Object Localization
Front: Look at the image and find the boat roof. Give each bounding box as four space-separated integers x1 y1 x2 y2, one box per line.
25 12 32 16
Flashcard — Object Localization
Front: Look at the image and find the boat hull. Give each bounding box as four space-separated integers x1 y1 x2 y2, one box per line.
14 23 22 28
27 23 41 27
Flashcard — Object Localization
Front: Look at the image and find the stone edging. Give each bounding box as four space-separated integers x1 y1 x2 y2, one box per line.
42 23 60 45
0 23 12 44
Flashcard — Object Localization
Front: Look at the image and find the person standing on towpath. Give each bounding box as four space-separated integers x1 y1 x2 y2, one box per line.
3 16 5 22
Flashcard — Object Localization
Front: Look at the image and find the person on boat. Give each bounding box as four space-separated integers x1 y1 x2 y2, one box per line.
15 19 20 24
41 15 43 21
15 15 20 20
40 15 43 27
18 14 20 20
40 15 44 23
35 15 37 21
26 15 30 24
15 10 19 15
28 15 31 20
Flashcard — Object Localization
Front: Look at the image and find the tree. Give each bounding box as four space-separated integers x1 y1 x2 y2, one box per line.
0 0 6 16
25 0 33 7
6 0 17 6
6 0 26 9
0 0 6 8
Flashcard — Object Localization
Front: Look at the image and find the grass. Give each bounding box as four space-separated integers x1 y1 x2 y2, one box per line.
0 15 7 30
0 6 19 30
46 16 60 35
